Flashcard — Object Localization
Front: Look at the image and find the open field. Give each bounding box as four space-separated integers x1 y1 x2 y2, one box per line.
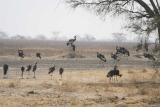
0 69 160 107
0 39 160 107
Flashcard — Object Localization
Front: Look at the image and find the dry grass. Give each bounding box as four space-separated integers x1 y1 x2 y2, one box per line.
0 69 159 107
141 68 148 73
0 40 159 106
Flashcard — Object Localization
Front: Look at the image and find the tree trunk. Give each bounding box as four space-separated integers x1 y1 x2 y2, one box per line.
157 24 160 53
158 24 160 44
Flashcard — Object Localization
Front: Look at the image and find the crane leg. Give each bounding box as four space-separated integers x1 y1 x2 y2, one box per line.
109 77 111 83
21 72 24 79
33 72 36 79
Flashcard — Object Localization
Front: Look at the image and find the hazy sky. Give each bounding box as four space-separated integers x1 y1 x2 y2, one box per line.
0 0 134 40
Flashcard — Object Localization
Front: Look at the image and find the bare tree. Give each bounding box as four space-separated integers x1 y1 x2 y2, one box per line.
66 0 160 43
151 55 160 80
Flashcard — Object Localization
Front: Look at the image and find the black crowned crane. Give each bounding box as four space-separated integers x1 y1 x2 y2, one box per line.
26 64 32 78
3 64 9 79
97 52 107 63
36 53 41 59
116 46 130 56
59 67 64 79
143 53 156 61
26 64 32 72
21 66 25 79
71 43 76 51
32 62 37 79
106 66 122 82
111 52 119 61
66 36 77 46
48 65 56 80
18 49 24 59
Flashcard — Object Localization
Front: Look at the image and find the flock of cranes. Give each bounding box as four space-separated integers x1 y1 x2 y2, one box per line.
18 49 42 59
3 49 64 79
1 36 78 80
48 65 64 79
1 35 157 82
3 61 64 80
96 42 156 81
20 63 36 79
2 36 78 80
96 46 130 81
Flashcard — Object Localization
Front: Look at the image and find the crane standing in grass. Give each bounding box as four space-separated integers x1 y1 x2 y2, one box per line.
96 52 107 67
116 46 130 56
17 49 25 75
21 66 25 79
32 62 37 79
48 65 56 80
107 66 122 82
143 53 156 61
36 53 41 59
59 67 64 79
111 52 119 61
26 64 32 78
71 44 76 51
18 49 24 59
3 64 9 79
66 36 77 46
66 35 77 52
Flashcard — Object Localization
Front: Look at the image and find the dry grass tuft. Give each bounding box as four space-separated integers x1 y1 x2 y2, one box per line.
40 82 53 89
147 88 160 97
27 90 39 95
138 88 149 95
8 82 16 88
142 68 148 73
128 70 134 74
107 96 119 103
129 75 138 83
7 80 20 88
61 81 79 92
